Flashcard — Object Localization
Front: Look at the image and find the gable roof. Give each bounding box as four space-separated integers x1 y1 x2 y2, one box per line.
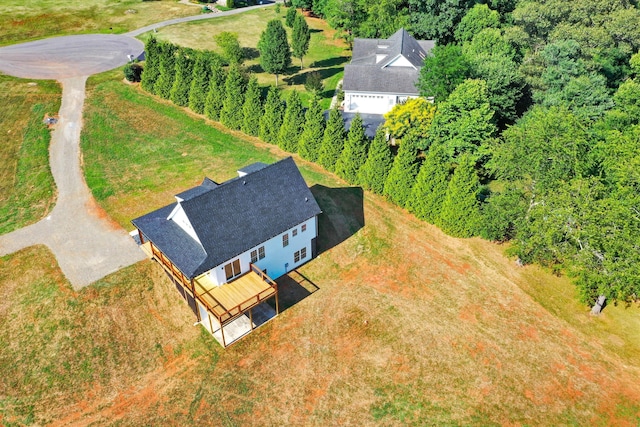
343 28 435 95
132 157 322 279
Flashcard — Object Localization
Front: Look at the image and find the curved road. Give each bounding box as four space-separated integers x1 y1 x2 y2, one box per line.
0 2 273 289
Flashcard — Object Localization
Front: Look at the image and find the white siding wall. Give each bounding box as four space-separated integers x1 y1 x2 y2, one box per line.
169 205 202 245
385 55 413 68
206 216 318 285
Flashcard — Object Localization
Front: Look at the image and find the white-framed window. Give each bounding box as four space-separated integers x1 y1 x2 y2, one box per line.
283 233 289 247
301 247 307 259
250 250 258 263
292 228 298 237
258 246 265 260
301 224 307 232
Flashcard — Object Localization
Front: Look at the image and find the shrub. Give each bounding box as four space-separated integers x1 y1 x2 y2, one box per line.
123 63 143 82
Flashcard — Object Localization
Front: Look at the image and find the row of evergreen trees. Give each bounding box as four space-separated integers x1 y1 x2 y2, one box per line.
139 36 482 240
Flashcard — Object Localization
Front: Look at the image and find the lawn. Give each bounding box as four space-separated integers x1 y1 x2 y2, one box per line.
0 0 199 46
2 73 639 425
147 7 349 108
0 75 60 234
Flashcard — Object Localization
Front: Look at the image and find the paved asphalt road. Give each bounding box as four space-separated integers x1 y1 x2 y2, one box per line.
0 2 274 288
0 34 144 79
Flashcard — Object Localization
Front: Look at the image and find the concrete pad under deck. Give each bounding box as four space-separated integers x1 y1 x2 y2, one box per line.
200 303 276 347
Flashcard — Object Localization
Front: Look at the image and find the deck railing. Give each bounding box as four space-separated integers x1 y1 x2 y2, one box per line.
217 264 278 324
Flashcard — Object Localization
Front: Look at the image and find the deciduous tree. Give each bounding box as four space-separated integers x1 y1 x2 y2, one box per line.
384 97 436 146
285 6 298 28
429 79 496 163
417 44 472 102
258 19 292 86
215 31 244 65
292 13 311 68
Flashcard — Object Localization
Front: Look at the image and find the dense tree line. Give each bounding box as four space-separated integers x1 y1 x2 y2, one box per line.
139 0 640 311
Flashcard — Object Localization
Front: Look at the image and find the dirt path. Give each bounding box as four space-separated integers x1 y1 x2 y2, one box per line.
0 2 276 289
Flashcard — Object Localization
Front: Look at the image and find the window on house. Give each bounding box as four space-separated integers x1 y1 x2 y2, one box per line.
258 246 265 260
292 228 298 237
294 250 300 263
301 247 307 259
283 233 289 247
224 259 241 281
250 250 258 263
301 224 307 232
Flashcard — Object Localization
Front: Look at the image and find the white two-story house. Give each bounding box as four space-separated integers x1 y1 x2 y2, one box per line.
131 157 322 347
342 28 435 115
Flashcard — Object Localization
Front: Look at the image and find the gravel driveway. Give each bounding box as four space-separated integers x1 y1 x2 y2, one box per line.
0 5 274 288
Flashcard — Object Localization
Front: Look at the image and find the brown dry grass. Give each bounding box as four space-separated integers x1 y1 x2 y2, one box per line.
2 76 640 425
0 0 199 45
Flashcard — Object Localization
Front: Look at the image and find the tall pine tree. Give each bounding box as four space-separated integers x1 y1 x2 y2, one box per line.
259 86 286 144
204 61 227 121
298 94 325 161
242 76 263 136
278 90 305 152
335 113 369 183
140 36 160 93
358 127 393 195
408 143 451 222
383 136 420 208
220 65 246 130
292 13 311 68
258 19 291 86
154 42 178 99
318 108 346 172
188 51 213 114
439 153 482 237
169 48 195 107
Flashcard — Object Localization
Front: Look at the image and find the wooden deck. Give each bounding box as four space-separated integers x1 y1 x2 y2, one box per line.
139 241 153 259
194 270 277 324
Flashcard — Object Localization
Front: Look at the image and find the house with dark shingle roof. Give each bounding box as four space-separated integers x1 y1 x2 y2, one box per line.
342 28 435 115
131 157 322 347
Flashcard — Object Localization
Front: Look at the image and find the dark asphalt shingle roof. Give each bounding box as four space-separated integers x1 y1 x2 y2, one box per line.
343 64 422 94
132 157 322 279
343 28 435 95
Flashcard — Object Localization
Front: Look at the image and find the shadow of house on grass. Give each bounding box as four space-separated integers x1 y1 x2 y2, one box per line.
273 185 364 313
311 184 365 254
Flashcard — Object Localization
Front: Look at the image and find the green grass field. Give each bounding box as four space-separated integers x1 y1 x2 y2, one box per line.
0 75 60 234
147 8 348 108
0 0 199 45
2 73 639 425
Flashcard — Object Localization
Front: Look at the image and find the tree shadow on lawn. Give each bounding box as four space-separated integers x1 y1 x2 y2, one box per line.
282 66 343 86
311 184 364 254
309 56 349 69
